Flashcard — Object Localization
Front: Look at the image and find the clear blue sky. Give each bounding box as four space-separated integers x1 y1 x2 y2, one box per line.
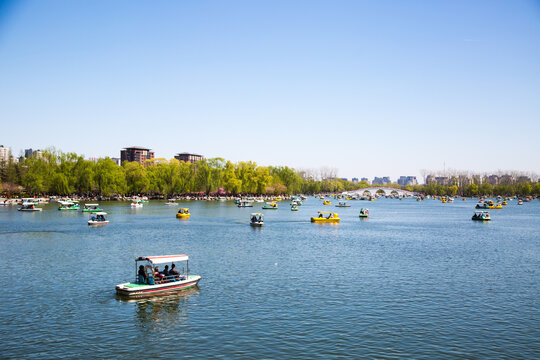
1 0 539 181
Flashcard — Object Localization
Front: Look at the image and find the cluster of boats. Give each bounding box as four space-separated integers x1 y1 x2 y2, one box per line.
14 199 110 226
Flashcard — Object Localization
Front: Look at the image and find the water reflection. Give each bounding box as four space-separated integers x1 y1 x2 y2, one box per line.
117 287 199 330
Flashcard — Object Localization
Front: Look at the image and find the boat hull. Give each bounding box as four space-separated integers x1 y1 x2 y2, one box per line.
250 222 263 227
176 214 191 219
311 217 340 223
116 275 201 297
88 221 109 226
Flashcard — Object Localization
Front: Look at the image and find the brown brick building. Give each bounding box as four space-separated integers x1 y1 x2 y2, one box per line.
120 146 155 164
174 152 204 163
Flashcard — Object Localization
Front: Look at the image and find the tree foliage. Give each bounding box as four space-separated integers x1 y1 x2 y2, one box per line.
1 149 539 196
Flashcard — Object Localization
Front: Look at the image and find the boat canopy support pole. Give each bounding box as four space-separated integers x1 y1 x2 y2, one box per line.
187 260 189 279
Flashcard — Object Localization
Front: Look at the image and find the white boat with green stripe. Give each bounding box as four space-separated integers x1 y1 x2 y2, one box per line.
116 255 201 297
82 203 103 213
58 200 80 211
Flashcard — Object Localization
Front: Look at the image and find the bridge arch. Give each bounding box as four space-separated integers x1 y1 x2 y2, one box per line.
345 187 417 197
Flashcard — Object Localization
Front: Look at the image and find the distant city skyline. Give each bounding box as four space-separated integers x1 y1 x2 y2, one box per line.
1 1 539 180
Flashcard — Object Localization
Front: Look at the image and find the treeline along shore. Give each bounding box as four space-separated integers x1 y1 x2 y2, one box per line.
1 149 539 197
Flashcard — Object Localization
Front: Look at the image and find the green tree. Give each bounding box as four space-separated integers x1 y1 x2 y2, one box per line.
223 161 242 194
520 182 532 196
50 173 71 195
447 185 458 196
124 161 149 194
465 183 479 196
94 158 126 196
175 160 194 193
478 183 493 196
73 158 95 193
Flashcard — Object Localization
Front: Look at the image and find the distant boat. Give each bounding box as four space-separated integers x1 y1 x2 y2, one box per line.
262 202 278 210
18 202 42 212
88 212 109 226
472 211 491 221
359 208 369 218
82 203 103 213
250 212 264 227
237 200 253 208
311 211 340 223
176 208 191 219
59 201 80 211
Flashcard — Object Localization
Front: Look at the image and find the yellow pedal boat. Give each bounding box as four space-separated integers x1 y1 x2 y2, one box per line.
323 200 331 205
176 208 191 219
311 211 340 223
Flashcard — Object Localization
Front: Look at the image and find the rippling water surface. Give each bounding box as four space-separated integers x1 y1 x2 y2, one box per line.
0 198 539 359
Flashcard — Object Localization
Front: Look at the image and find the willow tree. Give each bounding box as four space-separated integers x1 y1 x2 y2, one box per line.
73 158 95 193
124 161 149 194
94 158 126 196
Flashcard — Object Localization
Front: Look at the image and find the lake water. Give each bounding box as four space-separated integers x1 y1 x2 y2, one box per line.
0 198 539 359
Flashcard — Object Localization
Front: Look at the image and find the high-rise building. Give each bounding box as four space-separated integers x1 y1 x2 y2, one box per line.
0 145 11 163
397 176 418 186
120 146 155 164
174 153 204 164
372 176 391 185
24 148 42 159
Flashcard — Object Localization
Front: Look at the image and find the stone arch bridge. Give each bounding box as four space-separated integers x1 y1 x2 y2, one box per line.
345 187 417 197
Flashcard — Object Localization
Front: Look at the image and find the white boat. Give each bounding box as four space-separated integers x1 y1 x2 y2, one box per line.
88 212 109 226
335 201 351 207
237 200 253 208
165 199 177 206
18 202 42 212
82 203 103 212
250 212 264 226
58 201 80 211
21 198 38 205
116 255 201 297
131 200 143 208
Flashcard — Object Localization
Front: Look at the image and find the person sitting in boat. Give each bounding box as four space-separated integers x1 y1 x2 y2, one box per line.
327 214 332 219
161 265 170 281
138 265 147 284
169 263 180 279
154 266 164 283
319 213 323 218
251 215 257 222
91 215 96 221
